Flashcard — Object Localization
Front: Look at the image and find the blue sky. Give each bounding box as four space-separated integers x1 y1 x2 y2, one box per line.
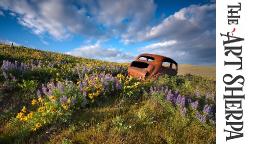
0 0 215 65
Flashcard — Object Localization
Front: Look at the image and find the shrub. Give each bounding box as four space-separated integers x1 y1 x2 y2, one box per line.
18 80 38 100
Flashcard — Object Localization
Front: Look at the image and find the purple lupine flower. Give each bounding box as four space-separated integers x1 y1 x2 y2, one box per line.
57 82 64 93
166 91 173 102
47 87 53 96
83 81 88 88
190 100 199 110
173 91 179 99
203 104 215 118
103 81 109 88
60 96 68 104
172 93 178 104
115 80 122 90
82 67 87 75
98 73 103 80
203 104 212 114
47 82 55 91
83 91 87 97
164 86 169 95
104 74 112 81
195 111 206 123
176 95 185 108
1 60 30 73
41 84 48 95
79 82 83 91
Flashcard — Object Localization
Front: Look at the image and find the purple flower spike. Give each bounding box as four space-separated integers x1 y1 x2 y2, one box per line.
42 84 48 95
176 95 185 108
195 90 200 97
57 82 64 93
60 96 68 104
115 80 122 90
203 104 212 114
191 100 199 110
83 91 87 97
195 111 206 123
79 82 83 91
166 92 173 102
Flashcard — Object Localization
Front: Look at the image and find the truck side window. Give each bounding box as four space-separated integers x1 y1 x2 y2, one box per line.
138 56 154 62
138 56 147 61
162 61 171 68
171 63 177 70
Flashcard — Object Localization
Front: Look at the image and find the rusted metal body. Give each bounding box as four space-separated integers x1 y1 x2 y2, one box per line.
128 53 178 79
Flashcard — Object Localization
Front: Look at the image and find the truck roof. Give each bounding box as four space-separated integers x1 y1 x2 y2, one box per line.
137 53 177 65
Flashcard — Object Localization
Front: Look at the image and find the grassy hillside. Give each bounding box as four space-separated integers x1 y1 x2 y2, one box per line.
178 64 215 78
0 44 215 144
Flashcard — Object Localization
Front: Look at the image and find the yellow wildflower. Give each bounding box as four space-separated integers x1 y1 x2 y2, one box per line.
38 107 45 113
62 104 69 110
117 74 125 80
21 116 28 122
38 97 43 103
88 93 94 99
67 98 71 104
50 107 57 112
31 99 37 105
32 122 42 131
49 95 56 102
27 112 34 119
16 112 24 120
21 106 27 113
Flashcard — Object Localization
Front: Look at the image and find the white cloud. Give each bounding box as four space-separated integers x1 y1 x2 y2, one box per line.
0 0 101 40
86 0 156 43
0 0 156 41
139 40 177 51
90 0 155 26
137 4 215 42
137 4 216 65
66 43 134 63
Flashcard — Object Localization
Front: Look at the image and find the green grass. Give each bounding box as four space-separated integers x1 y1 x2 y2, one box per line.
0 44 215 144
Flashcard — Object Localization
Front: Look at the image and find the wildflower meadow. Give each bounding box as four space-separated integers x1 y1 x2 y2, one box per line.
0 44 215 143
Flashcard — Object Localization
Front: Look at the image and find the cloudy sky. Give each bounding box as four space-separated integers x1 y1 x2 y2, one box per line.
0 0 215 65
